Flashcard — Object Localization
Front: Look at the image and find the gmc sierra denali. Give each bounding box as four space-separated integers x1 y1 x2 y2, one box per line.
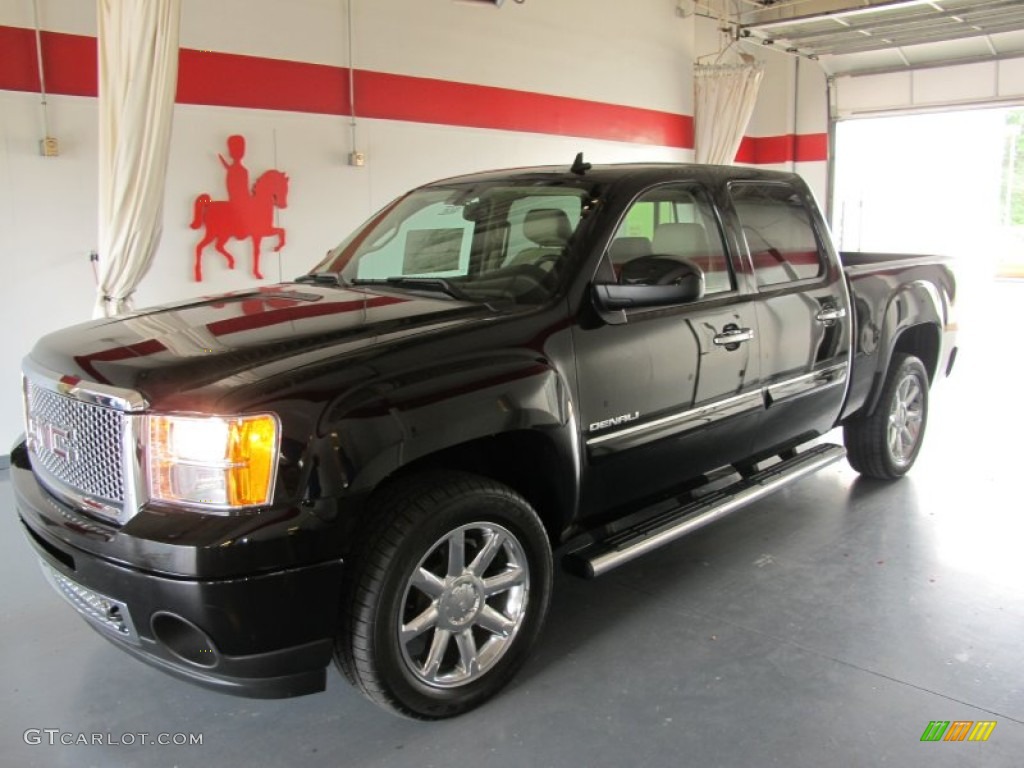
13 160 957 719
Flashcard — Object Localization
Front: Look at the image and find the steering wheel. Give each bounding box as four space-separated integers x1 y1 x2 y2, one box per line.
511 262 557 285
621 256 701 286
532 253 563 273
655 262 701 286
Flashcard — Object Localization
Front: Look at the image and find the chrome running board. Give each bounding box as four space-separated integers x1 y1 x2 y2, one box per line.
564 443 847 579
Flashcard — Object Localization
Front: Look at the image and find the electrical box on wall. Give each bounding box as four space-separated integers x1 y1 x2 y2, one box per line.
40 137 60 157
349 151 366 167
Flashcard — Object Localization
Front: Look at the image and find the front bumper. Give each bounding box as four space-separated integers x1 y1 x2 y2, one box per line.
14 451 344 699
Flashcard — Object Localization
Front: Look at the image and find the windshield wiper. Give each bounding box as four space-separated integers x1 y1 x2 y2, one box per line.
352 277 472 302
295 272 346 286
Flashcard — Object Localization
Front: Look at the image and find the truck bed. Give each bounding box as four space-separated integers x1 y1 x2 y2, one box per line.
840 250 957 422
841 251 952 275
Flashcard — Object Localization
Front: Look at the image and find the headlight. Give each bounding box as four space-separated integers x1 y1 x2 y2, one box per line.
147 413 280 509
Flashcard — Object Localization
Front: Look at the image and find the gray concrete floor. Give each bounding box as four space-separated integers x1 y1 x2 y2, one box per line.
1 281 1022 768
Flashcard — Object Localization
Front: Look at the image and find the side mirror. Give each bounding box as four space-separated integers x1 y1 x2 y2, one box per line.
592 261 705 311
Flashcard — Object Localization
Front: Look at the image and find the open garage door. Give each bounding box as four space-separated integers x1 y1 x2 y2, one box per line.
832 106 1024 511
735 3 1024 250
831 107 1024 280
832 105 1024 471
740 1 1024 75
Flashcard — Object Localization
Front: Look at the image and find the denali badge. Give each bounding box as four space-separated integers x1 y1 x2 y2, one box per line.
589 412 639 432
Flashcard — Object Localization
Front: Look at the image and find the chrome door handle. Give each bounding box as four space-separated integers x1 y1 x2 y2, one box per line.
713 327 754 346
816 307 847 323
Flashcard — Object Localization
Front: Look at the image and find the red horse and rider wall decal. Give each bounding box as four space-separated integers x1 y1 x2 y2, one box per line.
191 135 289 281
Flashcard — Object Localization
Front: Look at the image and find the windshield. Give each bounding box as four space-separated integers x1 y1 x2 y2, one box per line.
310 181 594 305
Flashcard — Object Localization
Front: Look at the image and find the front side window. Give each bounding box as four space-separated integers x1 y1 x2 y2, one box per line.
729 183 825 287
311 183 591 305
606 184 734 295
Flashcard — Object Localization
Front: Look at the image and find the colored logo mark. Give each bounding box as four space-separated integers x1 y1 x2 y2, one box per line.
920 720 996 742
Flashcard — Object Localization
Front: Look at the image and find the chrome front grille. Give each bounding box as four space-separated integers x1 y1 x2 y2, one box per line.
21 358 148 524
24 380 126 504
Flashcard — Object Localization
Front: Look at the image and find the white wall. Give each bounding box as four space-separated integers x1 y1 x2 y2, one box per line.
745 44 831 202
0 0 826 448
690 15 830 198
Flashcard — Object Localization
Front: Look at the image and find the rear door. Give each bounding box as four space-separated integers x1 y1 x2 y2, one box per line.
726 181 851 457
573 182 762 514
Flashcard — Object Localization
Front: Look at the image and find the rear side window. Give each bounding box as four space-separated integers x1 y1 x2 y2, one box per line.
729 183 824 287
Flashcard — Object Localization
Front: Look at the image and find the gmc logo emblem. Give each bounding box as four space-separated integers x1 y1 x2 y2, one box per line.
27 417 81 463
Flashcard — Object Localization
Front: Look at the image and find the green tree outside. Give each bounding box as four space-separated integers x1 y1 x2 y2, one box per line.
1002 110 1024 226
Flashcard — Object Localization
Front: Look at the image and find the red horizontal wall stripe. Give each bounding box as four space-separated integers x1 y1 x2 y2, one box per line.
0 24 824 163
795 132 829 162
44 30 97 97
735 132 828 164
177 48 349 114
0 26 97 96
355 70 693 147
0 26 44 92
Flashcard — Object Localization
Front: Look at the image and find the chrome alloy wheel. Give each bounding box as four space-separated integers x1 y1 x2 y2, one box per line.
887 373 925 466
398 523 529 689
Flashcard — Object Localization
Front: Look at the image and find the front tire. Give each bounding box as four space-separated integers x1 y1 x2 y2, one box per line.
844 353 929 479
335 472 553 719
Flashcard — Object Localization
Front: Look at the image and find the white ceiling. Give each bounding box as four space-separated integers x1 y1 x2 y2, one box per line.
734 0 1024 75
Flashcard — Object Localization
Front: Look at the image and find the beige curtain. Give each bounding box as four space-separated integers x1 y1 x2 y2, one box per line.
694 61 765 166
95 0 181 317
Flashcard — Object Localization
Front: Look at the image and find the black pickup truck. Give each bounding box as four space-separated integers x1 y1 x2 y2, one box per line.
13 161 957 719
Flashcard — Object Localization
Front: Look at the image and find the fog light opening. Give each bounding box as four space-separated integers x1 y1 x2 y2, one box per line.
105 605 127 634
151 612 219 668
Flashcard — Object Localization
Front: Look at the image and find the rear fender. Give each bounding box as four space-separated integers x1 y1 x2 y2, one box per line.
864 280 943 415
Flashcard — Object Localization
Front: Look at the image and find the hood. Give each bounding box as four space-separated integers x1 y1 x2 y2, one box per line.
27 284 493 409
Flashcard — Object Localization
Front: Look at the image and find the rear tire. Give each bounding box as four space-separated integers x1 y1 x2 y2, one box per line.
844 353 929 480
335 471 553 719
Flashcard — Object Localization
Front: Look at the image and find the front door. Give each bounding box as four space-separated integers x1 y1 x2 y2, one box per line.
573 182 762 517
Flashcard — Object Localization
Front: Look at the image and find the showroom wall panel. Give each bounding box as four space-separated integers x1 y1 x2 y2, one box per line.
834 57 1024 116
0 0 827 446
737 51 830 205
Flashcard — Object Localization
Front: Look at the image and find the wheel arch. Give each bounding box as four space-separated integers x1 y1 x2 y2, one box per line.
863 280 943 417
892 323 940 382
319 356 581 547
377 429 577 545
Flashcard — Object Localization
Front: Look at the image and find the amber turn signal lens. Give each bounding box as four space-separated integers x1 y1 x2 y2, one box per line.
225 415 277 506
